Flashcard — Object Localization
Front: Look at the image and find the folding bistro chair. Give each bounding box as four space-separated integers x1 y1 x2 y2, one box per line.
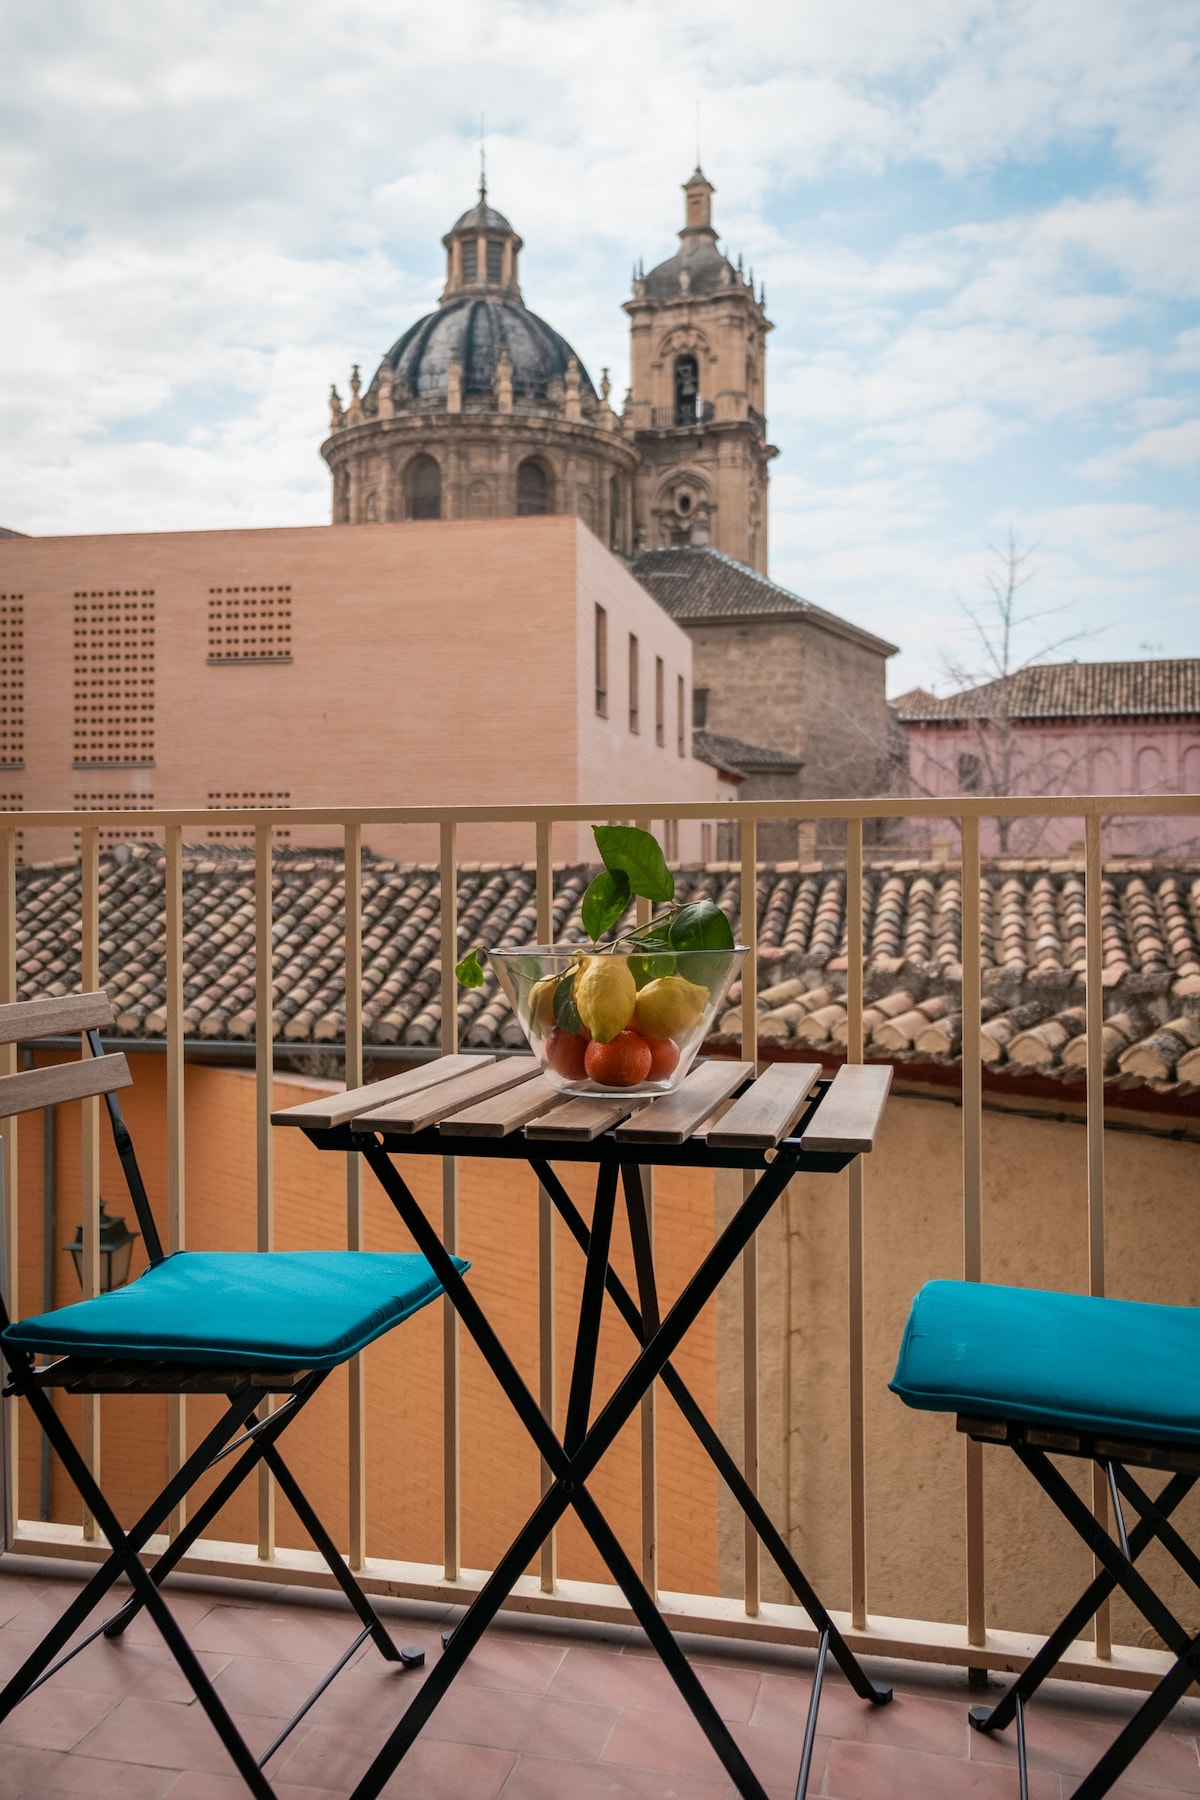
890 1278 1200 1799
0 993 465 1798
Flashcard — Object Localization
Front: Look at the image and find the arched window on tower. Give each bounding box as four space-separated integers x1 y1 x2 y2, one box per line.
517 459 551 516
674 355 699 426
406 455 441 521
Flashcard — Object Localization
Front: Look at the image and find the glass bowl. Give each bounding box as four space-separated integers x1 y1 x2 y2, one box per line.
489 944 748 1099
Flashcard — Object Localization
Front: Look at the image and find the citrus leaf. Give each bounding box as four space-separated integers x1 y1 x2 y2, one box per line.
629 950 676 987
581 869 631 942
593 825 674 904
667 900 735 953
553 968 583 1034
455 948 486 988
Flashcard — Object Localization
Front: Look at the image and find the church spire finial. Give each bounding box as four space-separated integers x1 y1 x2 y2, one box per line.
479 113 487 201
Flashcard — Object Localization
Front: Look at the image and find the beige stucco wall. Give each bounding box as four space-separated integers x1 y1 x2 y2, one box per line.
2 517 718 864
716 1090 1200 1649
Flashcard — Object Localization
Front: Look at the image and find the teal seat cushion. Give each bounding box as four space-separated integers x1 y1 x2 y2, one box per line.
2 1250 467 1370
890 1280 1200 1448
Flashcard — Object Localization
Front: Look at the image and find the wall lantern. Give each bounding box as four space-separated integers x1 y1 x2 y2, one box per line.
64 1200 138 1294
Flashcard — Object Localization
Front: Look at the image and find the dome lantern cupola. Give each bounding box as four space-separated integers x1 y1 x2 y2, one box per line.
441 176 524 302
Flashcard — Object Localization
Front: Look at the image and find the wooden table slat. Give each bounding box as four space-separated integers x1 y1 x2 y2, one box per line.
439 1073 564 1138
271 1055 492 1130
613 1061 754 1146
525 1093 648 1142
799 1063 893 1153
354 1058 539 1134
706 1062 823 1151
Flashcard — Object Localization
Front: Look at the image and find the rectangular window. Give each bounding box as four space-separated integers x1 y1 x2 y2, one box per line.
594 605 608 715
692 686 708 729
487 240 502 282
461 240 477 282
628 634 639 733
655 657 664 746
72 591 155 767
677 675 686 755
958 751 982 793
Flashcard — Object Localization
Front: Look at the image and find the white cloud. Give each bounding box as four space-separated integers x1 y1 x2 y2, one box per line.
0 0 1196 688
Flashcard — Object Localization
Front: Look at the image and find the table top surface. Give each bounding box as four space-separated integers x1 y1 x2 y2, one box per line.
273 1055 891 1168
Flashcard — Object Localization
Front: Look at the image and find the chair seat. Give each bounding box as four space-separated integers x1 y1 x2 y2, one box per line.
2 1250 467 1370
890 1280 1200 1448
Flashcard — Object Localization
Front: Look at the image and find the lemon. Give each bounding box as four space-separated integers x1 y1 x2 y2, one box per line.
632 974 708 1040
524 975 559 1032
575 956 636 1044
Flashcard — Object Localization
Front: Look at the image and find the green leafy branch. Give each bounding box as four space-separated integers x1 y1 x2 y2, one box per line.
455 824 735 989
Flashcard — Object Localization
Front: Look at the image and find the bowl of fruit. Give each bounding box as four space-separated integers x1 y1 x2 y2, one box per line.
456 825 747 1098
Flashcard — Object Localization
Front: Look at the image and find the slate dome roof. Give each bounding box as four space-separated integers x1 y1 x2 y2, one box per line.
377 296 597 404
643 236 737 300
445 197 518 239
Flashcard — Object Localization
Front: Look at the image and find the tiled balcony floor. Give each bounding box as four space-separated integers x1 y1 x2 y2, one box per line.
1 1559 1197 1799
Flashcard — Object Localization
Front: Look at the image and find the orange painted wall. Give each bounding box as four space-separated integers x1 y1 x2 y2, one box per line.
12 1055 720 1596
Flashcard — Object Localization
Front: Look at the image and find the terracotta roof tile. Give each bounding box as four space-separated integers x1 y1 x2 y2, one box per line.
11 844 1200 1095
632 546 897 655
895 658 1200 722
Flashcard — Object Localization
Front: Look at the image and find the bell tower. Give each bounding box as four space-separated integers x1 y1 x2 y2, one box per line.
624 170 776 572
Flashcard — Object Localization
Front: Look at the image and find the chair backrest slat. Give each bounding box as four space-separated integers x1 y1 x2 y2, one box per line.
0 1053 132 1121
0 993 115 1047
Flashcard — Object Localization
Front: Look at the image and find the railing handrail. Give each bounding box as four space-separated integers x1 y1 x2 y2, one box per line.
0 791 1197 830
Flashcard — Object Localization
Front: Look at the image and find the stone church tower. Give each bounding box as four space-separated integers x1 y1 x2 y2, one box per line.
625 170 775 573
321 185 638 544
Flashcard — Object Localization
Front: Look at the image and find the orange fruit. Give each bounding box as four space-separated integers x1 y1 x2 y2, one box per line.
545 1027 589 1081
645 1037 680 1081
584 1030 653 1088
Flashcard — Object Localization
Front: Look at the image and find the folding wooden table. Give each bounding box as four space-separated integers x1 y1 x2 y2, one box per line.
274 1052 894 1800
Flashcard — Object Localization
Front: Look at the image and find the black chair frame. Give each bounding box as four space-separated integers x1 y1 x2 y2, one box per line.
0 1005 423 1798
960 1413 1200 1800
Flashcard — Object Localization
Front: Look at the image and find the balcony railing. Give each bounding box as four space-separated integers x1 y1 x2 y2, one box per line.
0 791 1197 1696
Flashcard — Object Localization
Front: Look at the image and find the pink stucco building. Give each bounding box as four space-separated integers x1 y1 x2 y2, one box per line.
895 659 1200 856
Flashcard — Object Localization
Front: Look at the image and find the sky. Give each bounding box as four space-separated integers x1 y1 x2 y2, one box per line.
0 0 1197 695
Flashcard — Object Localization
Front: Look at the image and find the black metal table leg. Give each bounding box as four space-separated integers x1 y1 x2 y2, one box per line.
350 1136 884 1800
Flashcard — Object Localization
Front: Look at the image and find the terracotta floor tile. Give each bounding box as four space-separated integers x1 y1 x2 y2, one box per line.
452 1629 569 1695
825 1737 1062 1799
968 1690 1200 1791
423 1680 618 1760
752 1667 968 1757
548 1642 761 1722
599 1702 766 1784
186 1601 363 1663
498 1751 740 1798
0 1625 231 1701
72 1693 285 1776
210 1649 347 1720
274 1718 515 1798
0 1743 177 1798
0 1679 122 1751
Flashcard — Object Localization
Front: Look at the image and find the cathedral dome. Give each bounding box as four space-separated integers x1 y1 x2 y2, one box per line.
376 296 597 406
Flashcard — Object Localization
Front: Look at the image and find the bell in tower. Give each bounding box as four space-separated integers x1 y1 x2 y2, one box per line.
624 169 776 573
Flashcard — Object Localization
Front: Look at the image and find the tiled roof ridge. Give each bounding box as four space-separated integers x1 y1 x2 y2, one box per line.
632 547 898 656
692 728 804 772
895 656 1200 722
13 850 1200 1093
